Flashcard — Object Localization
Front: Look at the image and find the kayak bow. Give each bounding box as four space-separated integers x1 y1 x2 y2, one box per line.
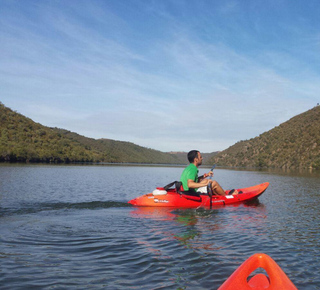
218 253 297 290
128 182 269 208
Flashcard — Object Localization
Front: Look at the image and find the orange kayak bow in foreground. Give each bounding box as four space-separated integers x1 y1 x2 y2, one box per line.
218 253 297 290
128 182 269 208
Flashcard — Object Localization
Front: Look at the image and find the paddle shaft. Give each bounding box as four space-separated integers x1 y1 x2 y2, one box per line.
207 165 216 208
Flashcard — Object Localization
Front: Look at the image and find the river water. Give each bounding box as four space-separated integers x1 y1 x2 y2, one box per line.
0 164 319 289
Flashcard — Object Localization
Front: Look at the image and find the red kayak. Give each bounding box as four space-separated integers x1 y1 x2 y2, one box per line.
128 182 269 208
218 253 297 290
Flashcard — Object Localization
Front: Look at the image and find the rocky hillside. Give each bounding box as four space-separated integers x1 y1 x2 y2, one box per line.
210 106 320 170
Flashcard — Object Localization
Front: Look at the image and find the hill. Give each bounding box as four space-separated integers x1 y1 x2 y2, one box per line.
168 151 219 165
210 106 320 170
0 102 183 164
54 128 183 164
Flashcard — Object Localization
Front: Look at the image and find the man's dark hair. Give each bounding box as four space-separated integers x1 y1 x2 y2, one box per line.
187 150 199 163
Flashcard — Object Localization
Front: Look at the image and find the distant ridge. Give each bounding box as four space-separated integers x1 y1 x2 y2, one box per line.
0 102 183 164
54 128 184 164
168 151 219 165
210 106 320 170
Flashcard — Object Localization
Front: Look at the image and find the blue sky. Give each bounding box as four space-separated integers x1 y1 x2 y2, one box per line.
1 0 319 152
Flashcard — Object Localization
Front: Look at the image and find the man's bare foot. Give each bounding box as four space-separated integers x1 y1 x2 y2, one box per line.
231 190 238 196
228 189 239 195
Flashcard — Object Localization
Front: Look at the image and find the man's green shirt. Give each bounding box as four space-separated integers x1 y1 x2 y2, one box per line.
180 163 198 191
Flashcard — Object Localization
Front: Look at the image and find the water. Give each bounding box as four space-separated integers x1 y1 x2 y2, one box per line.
0 164 320 289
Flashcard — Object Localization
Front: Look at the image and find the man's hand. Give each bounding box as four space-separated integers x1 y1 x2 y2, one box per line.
204 171 214 178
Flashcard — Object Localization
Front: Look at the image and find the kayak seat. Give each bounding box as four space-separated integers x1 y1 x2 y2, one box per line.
163 181 198 194
180 190 201 202
180 191 200 197
164 181 183 193
163 181 202 201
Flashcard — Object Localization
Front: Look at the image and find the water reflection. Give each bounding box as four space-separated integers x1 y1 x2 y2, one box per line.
130 201 267 253
172 209 222 251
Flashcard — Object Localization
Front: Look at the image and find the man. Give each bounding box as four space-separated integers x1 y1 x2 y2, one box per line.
180 150 238 196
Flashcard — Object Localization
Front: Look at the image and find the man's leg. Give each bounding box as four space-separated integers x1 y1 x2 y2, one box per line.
210 181 238 196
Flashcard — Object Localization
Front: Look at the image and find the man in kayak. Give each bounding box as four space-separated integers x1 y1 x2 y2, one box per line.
180 150 238 196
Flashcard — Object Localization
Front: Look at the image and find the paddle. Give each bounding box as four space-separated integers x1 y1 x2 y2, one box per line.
207 164 216 208
210 164 216 173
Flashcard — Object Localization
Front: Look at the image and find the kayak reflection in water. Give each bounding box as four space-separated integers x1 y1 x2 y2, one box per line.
180 150 238 196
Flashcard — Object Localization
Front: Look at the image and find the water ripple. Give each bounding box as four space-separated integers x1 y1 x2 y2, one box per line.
0 200 131 217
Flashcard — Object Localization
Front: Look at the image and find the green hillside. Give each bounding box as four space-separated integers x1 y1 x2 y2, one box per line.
54 129 183 164
3 101 318 168
210 106 320 170
0 102 182 164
